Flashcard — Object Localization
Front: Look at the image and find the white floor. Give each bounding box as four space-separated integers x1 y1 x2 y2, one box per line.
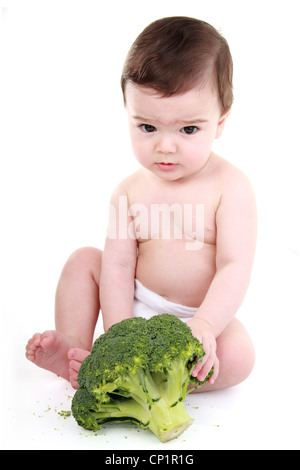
1 239 299 450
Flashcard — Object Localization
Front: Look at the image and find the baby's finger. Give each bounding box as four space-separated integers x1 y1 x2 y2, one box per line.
191 362 202 377
197 354 215 383
208 357 220 384
191 347 210 377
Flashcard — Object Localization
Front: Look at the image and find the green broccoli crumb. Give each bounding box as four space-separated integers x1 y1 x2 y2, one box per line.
58 410 71 419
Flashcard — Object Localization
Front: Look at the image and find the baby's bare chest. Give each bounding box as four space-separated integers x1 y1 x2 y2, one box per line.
128 191 217 246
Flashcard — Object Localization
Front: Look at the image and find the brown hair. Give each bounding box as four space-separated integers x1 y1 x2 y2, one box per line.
121 16 233 114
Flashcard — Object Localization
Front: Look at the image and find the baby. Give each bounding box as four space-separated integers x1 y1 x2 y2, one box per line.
26 17 257 391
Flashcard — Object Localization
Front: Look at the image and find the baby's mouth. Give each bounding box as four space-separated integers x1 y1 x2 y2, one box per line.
156 162 179 171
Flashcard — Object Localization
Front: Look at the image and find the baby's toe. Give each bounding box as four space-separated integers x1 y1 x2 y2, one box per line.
68 347 90 363
70 374 79 389
25 334 41 360
40 330 58 349
26 333 41 352
69 359 81 372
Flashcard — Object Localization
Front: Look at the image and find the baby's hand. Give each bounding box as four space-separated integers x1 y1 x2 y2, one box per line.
186 317 219 385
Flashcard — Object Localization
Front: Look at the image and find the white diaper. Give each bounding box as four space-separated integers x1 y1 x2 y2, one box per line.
133 279 197 323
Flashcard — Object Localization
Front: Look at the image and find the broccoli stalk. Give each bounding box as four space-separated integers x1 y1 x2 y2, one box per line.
114 364 194 442
147 398 193 442
72 314 213 442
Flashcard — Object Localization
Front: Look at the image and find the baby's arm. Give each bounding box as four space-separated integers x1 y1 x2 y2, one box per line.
188 171 257 383
100 185 137 331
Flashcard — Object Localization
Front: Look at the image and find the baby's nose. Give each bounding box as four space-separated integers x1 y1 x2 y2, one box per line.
155 135 177 154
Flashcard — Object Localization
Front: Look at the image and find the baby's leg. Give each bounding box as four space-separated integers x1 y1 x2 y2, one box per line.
26 247 102 385
54 247 102 350
192 318 255 393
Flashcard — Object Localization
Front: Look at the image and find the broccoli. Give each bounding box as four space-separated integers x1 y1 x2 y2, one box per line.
71 314 213 442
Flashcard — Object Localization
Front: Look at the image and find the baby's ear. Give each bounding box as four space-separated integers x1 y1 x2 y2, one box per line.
215 110 231 139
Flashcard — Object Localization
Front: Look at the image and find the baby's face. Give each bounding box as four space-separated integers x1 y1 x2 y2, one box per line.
125 82 229 181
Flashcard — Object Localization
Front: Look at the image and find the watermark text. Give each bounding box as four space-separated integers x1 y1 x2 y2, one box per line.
107 196 205 251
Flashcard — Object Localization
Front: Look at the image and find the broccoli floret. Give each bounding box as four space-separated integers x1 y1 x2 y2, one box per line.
71 314 213 442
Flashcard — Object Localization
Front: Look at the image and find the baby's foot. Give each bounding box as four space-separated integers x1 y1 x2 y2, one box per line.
68 348 91 389
26 330 77 382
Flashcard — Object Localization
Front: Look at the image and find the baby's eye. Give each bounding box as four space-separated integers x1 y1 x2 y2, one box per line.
181 126 199 135
140 124 157 133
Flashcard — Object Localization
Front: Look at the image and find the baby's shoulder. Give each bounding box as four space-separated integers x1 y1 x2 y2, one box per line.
211 155 256 214
212 154 253 191
110 169 145 199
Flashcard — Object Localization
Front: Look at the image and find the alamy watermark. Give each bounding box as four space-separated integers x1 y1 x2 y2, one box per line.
107 196 204 251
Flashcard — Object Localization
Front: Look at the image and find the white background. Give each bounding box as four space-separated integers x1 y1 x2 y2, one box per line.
1 0 299 450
